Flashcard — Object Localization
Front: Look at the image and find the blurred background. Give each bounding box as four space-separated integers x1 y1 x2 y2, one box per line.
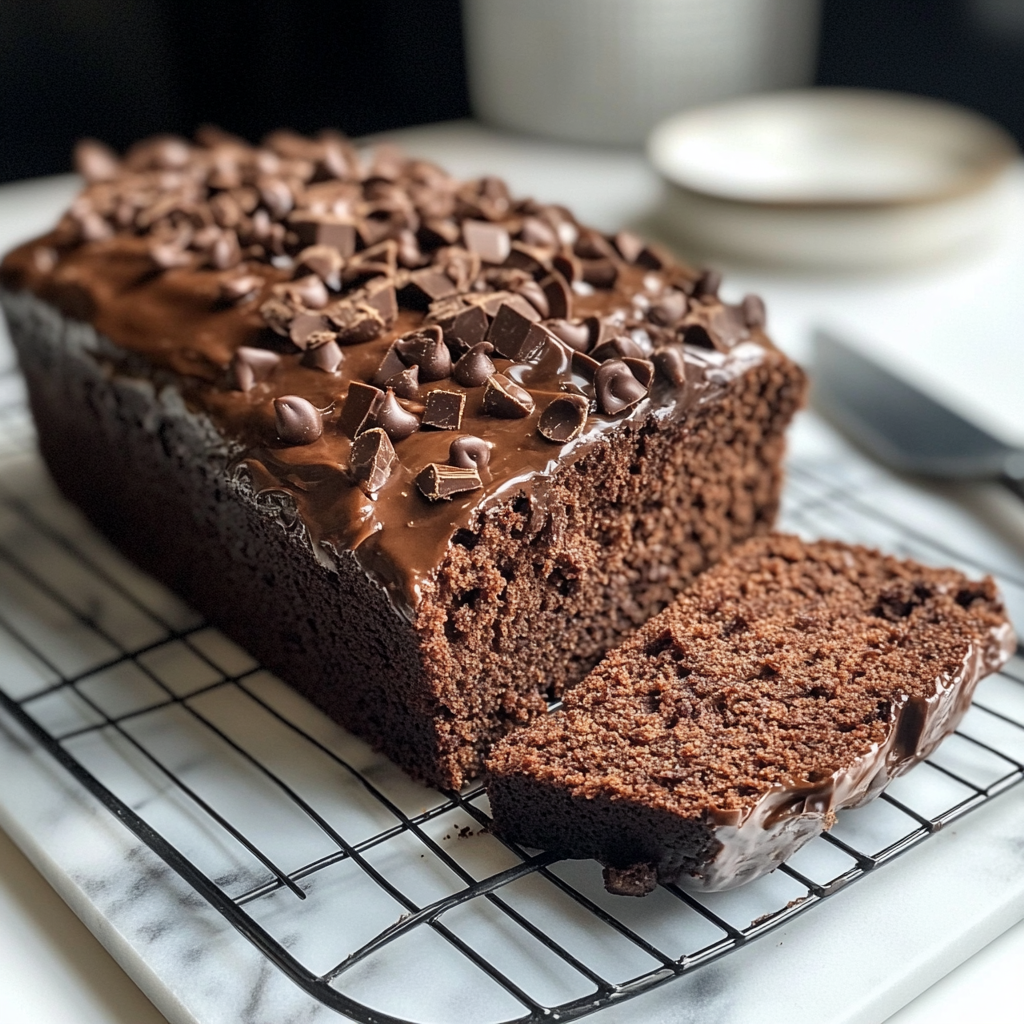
3 0 1024 181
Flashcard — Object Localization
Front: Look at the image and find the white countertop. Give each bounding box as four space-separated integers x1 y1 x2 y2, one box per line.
1 120 1023 1024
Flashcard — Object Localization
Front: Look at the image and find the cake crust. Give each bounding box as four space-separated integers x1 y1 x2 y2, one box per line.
486 534 1015 890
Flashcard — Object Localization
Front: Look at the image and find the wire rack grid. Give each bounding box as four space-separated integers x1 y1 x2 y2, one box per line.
0 361 1022 1024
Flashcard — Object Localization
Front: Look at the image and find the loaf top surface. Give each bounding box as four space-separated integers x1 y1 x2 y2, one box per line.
0 129 796 615
488 533 1015 821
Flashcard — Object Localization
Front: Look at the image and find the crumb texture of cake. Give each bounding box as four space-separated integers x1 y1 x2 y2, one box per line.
1 130 805 788
487 534 1016 892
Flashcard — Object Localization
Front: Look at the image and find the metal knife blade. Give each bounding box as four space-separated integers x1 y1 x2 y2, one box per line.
812 330 1024 499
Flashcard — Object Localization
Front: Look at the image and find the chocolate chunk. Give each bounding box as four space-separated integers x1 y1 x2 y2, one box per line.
397 229 425 268
571 349 601 383
301 339 343 373
219 274 262 305
210 231 242 270
462 219 511 264
422 389 466 430
482 373 535 419
289 312 329 349
709 305 749 348
603 862 657 898
581 258 618 289
613 230 645 264
623 357 655 389
574 229 614 260
440 305 489 351
74 139 119 183
349 428 397 494
652 346 688 387
230 346 280 391
487 303 549 361
339 381 384 438
149 242 192 270
515 278 550 318
372 345 408 387
363 281 398 325
449 435 492 470
453 342 496 387
364 388 420 441
257 178 294 219
591 335 645 362
519 216 557 248
405 268 459 305
538 394 589 443
325 300 385 345
740 293 766 329
648 290 687 327
416 463 482 501
693 268 722 299
419 218 461 248
546 318 590 352
552 252 582 284
296 245 343 290
539 272 572 319
395 327 452 382
386 364 421 399
274 395 323 445
595 359 648 415
290 214 356 256
260 296 296 336
636 245 668 271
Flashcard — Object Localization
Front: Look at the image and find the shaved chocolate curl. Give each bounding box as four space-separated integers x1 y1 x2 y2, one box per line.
349 428 397 495
482 373 535 419
538 394 589 444
449 435 492 470
231 347 280 392
453 342 496 387
416 463 482 501
546 319 590 353
274 395 323 445
595 359 648 415
652 346 688 387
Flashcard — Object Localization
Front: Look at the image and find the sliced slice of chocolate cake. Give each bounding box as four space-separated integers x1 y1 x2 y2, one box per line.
486 534 1015 893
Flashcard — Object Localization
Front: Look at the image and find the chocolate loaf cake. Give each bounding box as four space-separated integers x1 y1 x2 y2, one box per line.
487 534 1015 892
1 130 805 789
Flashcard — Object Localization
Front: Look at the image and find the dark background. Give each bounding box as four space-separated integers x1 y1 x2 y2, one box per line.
2 0 1023 183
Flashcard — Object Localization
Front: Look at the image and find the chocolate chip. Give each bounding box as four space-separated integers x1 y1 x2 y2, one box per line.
371 346 407 389
519 216 557 248
301 339 343 373
230 346 280 391
613 230 645 264
482 373 535 418
296 245 343 290
462 219 511 264
693 268 722 299
449 435 492 470
514 279 550 318
648 290 687 326
289 312 329 349
539 272 572 319
422 389 466 430
623 357 655 389
740 293 766 329
364 388 420 441
416 463 482 501
349 428 397 494
545 319 590 352
74 139 120 183
219 274 262 304
339 381 384 438
440 304 489 351
652 346 688 387
395 327 452 382
487 303 548 361
386 364 421 398
591 335 645 362
595 359 648 415
538 394 588 443
274 395 323 445
290 275 330 309
148 242 191 269
453 342 496 387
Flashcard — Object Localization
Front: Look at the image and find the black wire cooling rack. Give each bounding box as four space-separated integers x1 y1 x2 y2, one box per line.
0 361 1023 1024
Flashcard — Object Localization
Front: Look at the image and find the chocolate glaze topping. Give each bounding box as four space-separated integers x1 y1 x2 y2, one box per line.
1 129 774 618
